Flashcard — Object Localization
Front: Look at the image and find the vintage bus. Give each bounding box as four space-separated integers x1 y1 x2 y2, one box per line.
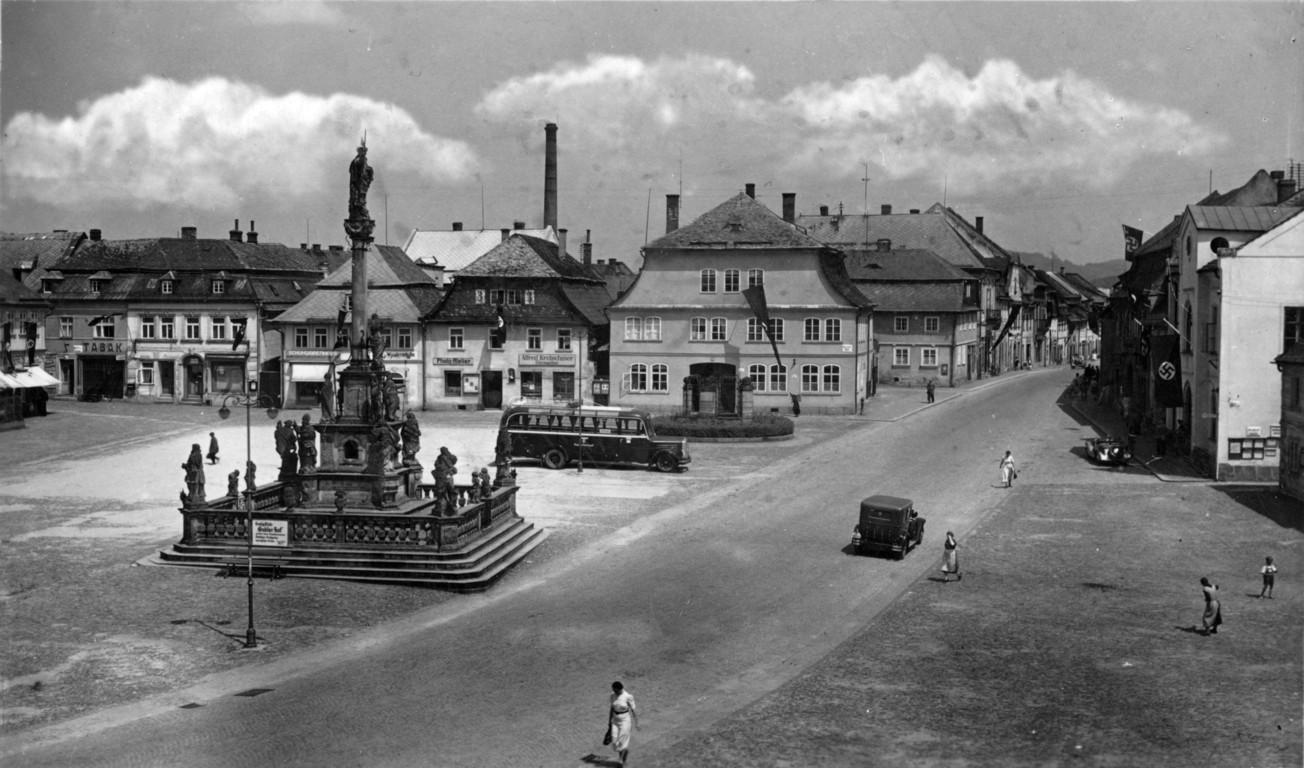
498 404 690 472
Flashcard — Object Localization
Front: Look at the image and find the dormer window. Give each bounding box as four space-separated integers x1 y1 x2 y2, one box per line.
211 279 225 295
42 280 55 294
161 280 174 295
89 279 105 293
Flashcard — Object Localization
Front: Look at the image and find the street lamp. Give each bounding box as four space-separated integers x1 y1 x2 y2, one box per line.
217 382 279 649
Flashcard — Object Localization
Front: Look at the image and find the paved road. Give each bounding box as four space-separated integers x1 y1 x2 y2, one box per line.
4 371 1066 767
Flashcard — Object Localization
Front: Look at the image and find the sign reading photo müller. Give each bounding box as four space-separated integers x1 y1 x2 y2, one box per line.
252 518 289 547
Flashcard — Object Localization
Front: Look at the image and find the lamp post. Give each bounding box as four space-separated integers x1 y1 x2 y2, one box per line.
569 399 584 474
218 382 279 649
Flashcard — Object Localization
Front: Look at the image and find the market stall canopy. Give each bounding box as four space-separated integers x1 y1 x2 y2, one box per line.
0 368 57 388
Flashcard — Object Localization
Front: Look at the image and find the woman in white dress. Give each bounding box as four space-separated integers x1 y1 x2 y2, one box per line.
608 680 637 766
999 450 1016 488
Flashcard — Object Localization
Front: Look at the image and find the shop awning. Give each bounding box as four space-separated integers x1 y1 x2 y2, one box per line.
0 368 58 388
290 363 332 382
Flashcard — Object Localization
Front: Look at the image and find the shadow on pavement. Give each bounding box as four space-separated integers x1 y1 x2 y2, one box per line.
1211 485 1304 533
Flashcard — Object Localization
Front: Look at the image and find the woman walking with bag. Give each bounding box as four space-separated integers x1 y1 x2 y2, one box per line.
999 450 1016 488
605 681 638 766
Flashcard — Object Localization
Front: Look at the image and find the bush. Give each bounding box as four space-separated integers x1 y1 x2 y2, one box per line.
653 413 794 439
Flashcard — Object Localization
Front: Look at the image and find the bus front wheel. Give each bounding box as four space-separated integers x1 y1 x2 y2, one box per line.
542 448 568 470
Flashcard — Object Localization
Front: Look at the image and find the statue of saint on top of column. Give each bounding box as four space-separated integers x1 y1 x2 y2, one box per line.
348 137 374 221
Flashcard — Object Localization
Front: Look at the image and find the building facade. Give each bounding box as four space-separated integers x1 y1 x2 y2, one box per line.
423 233 610 410
610 188 873 416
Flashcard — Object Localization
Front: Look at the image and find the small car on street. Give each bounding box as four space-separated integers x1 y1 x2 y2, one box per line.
1084 436 1131 466
851 495 925 559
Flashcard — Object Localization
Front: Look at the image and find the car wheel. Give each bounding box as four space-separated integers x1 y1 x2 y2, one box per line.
542 448 568 470
654 452 678 473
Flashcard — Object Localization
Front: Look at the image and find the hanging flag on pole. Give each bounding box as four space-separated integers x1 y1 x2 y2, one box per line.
231 317 247 351
1123 225 1144 261
1150 334 1182 406
743 285 801 415
333 302 350 349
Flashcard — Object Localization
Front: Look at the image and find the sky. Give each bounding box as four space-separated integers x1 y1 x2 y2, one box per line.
2 1 1302 270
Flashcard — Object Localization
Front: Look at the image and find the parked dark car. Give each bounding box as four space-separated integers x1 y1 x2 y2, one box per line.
851 495 925 559
1084 436 1131 466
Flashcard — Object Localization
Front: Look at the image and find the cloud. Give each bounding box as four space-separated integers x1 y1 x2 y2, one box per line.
2 76 478 211
242 1 350 27
476 53 1228 194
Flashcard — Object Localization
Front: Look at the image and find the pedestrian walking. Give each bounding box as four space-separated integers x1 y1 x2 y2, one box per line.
926 379 936 403
941 531 960 582
207 432 220 464
1259 556 1277 599
606 680 638 766
1200 577 1222 635
999 450 1016 488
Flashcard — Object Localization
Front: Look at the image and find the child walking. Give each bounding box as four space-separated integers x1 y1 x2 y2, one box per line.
1259 556 1277 599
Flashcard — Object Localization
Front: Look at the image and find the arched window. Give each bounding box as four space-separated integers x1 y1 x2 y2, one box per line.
801 364 820 392
822 365 841 393
748 363 768 392
626 364 648 393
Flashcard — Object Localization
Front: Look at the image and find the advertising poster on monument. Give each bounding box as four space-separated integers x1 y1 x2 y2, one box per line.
252 518 289 547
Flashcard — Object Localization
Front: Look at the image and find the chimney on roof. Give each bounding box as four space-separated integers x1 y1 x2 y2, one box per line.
819 205 829 216
582 242 593 267
329 245 343 252
881 204 892 215
975 216 984 234
452 222 463 231
246 220 258 244
500 228 510 242
558 228 568 261
300 243 309 250
666 194 680 233
909 209 920 214
229 219 242 242
1277 174 1298 204
182 226 198 240
513 220 526 230
877 239 892 251
312 244 322 252
544 123 559 230
744 183 756 199
782 193 796 223
89 228 102 241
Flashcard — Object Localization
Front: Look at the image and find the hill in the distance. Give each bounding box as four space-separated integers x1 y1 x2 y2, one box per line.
1011 251 1126 289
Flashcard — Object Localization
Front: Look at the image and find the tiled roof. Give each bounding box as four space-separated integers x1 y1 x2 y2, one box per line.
587 260 637 301
460 235 603 281
273 245 441 324
799 208 1000 272
843 248 973 281
857 282 968 312
53 237 345 275
1187 205 1301 232
647 193 828 250
402 226 557 271
316 244 441 288
0 231 84 290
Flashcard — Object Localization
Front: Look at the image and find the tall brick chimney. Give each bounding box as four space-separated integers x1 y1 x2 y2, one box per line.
744 183 755 199
975 216 984 234
558 228 568 262
182 226 198 240
582 229 593 267
666 194 680 233
246 220 258 244
782 193 796 223
544 123 558 230
229 219 242 242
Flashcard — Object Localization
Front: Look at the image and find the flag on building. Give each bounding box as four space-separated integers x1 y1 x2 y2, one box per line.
334 303 350 349
231 317 247 350
1123 225 1144 261
1150 334 1182 406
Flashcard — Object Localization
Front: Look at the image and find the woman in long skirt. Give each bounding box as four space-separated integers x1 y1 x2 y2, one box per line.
999 450 1016 487
608 681 637 766
1200 577 1222 634
941 531 960 582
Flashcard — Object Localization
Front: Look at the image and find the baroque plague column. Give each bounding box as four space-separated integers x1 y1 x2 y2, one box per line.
303 138 423 508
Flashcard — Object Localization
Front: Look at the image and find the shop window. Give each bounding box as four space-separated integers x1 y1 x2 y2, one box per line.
139 363 155 386
521 370 543 399
552 371 574 401
444 370 463 396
